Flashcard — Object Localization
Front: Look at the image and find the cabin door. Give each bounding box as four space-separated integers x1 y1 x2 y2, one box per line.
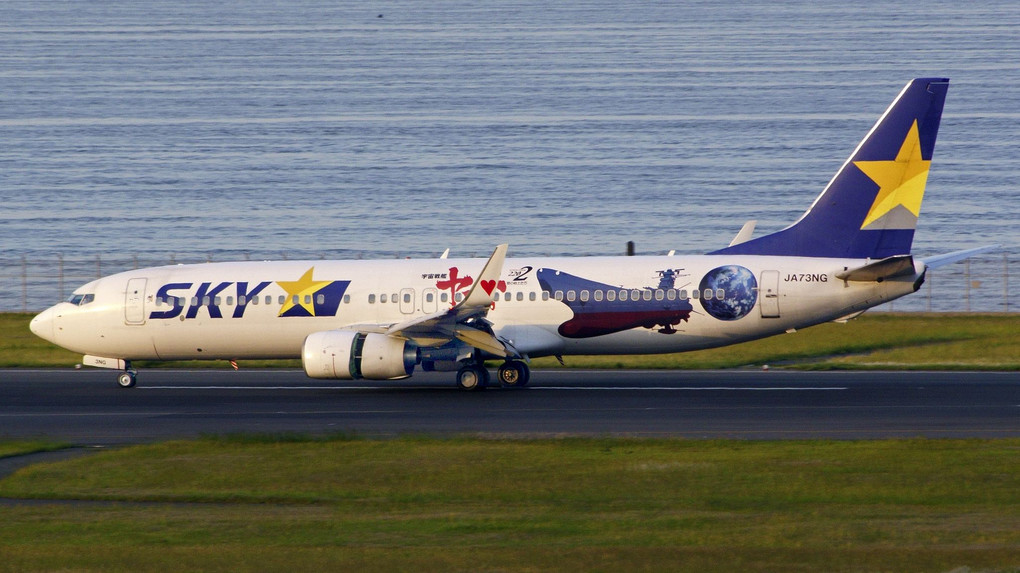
759 271 780 318
125 278 147 325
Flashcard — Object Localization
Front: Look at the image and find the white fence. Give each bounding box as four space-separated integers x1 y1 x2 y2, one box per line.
1 252 1015 313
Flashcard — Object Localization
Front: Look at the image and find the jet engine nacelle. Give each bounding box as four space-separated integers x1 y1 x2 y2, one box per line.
302 330 416 380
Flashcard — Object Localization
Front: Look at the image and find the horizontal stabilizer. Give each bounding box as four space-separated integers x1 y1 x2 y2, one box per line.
835 255 915 282
921 245 1001 270
728 220 757 246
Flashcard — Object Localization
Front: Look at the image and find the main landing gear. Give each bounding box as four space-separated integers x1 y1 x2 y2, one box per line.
496 360 530 387
456 359 530 391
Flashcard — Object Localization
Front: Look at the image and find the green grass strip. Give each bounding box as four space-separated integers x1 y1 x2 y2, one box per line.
0 437 1017 572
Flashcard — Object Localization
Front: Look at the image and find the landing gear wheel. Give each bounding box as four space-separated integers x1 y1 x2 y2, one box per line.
117 371 137 388
497 360 530 387
456 365 489 391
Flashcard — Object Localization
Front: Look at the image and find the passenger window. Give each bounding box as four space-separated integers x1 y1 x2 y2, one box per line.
293 295 300 305
632 290 642 301
343 295 350 304
593 290 603 302
541 291 549 301
654 290 664 301
579 290 589 302
566 291 576 302
680 289 688 300
619 290 628 302
426 292 434 303
403 293 411 303
455 293 463 302
504 292 511 302
192 297 199 307
391 293 398 303
666 289 676 301
213 296 221 306
380 294 388 303
517 292 524 301
251 296 258 306
642 290 652 301
716 288 725 299
278 295 285 305
441 292 449 303
691 289 699 299
529 292 536 301
703 289 713 300
317 294 325 305
554 291 563 301
607 290 616 302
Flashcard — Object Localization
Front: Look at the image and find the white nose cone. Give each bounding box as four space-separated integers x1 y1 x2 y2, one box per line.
29 307 56 344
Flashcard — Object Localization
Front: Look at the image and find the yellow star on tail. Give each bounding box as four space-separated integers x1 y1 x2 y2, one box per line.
276 267 330 316
854 120 930 230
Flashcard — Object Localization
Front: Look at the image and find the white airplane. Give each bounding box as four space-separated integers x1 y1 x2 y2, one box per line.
30 78 997 390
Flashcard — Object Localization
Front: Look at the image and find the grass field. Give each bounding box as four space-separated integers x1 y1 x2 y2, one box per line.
0 436 1017 572
3 312 1018 570
2 312 1018 370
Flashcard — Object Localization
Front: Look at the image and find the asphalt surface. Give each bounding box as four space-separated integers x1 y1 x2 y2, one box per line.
1 368 1016 444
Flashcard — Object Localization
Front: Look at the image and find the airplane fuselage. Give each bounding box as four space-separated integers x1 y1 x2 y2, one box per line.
31 254 922 364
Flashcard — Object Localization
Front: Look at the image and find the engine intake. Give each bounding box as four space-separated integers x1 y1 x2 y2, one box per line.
302 331 416 380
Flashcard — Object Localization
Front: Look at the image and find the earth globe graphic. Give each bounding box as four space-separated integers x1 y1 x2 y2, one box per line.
699 265 757 320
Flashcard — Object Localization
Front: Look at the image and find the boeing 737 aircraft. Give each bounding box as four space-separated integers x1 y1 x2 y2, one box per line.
30 78 997 389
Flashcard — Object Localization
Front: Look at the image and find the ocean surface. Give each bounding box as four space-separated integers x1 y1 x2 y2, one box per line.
1 1 1017 311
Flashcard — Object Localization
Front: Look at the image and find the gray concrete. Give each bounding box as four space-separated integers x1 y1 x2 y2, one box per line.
1 369 1017 444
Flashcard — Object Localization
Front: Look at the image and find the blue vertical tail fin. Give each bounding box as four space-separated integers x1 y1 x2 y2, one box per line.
711 78 949 259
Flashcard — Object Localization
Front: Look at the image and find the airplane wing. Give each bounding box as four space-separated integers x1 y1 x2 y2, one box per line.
383 243 511 357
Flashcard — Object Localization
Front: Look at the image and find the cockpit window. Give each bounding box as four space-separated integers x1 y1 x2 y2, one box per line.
67 293 95 306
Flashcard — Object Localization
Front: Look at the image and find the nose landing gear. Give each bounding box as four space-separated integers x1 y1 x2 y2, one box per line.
116 361 137 388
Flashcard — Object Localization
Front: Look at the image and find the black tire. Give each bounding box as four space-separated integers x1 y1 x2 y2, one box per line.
117 371 137 388
456 365 487 391
497 361 528 387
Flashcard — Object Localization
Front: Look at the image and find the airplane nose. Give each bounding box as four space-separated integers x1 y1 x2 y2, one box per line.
29 307 57 344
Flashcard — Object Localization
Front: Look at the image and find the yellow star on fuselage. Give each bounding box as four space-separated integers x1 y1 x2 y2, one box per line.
276 267 331 316
853 120 930 230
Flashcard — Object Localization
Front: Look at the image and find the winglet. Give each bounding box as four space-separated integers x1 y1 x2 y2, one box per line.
457 243 508 312
728 220 757 246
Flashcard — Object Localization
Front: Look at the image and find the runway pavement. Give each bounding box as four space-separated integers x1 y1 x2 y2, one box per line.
1 369 1017 444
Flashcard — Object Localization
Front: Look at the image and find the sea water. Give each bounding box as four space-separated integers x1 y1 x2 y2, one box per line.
1 1 1017 310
